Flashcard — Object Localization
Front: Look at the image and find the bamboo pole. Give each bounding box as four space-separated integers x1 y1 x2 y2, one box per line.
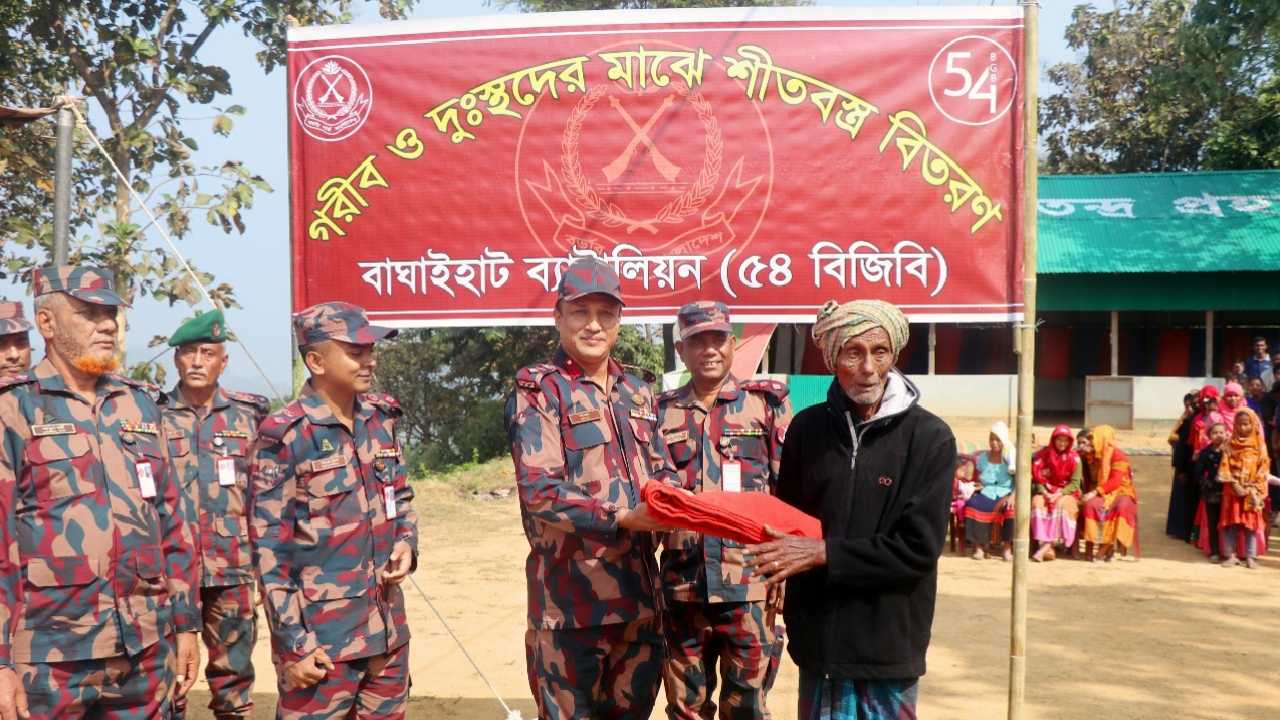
1008 2 1039 719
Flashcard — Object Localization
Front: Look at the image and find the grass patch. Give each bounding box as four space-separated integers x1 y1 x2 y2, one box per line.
415 456 514 495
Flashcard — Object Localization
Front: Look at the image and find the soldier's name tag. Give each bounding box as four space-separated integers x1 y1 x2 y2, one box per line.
722 461 742 493
384 485 397 520
136 462 157 498
567 409 601 425
31 422 75 437
217 457 237 487
311 454 346 472
663 429 689 444
722 428 765 438
215 430 250 440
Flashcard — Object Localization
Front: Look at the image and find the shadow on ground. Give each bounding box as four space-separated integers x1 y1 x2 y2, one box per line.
183 692 537 719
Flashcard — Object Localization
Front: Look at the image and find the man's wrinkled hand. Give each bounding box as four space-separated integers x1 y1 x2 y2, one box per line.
746 526 826 585
0 666 28 720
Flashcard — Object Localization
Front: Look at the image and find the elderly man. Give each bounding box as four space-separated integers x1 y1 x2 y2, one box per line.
746 299 955 720
0 266 200 719
0 301 33 379
161 309 269 720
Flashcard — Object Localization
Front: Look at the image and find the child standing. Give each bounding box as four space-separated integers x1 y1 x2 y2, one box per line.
1217 412 1270 569
1194 422 1228 561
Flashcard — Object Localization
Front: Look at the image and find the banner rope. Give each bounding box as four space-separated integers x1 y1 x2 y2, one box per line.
408 575 524 720
67 100 286 404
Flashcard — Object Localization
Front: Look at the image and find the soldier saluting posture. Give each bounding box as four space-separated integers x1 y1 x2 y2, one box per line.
657 301 792 720
0 266 200 719
160 309 269 720
505 257 679 720
0 302 33 380
249 302 417 719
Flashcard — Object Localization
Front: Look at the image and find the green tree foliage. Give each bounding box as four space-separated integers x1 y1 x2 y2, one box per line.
1042 0 1280 173
0 0 418 313
374 325 663 470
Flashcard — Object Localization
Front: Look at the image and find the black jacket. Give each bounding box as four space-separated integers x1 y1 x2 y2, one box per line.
777 373 955 680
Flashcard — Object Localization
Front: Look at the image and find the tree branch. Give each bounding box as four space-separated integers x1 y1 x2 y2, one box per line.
133 9 223 132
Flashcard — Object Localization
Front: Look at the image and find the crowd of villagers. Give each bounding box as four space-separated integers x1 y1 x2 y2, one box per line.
1165 381 1280 569
952 422 1139 563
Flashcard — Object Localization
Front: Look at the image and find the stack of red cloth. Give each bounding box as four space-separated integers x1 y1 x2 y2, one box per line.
640 482 822 544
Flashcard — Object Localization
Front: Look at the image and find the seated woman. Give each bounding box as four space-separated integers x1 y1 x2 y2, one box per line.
1079 426 1139 562
964 421 1016 561
1217 411 1271 569
1031 425 1082 562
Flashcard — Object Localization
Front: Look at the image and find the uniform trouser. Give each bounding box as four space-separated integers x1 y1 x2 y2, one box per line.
524 617 663 720
18 633 175 719
276 640 409 720
663 600 779 720
172 583 257 720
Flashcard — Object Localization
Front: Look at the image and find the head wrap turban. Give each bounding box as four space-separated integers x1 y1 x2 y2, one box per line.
811 299 910 372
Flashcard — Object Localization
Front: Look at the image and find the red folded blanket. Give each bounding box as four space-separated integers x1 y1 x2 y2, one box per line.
640 482 822 544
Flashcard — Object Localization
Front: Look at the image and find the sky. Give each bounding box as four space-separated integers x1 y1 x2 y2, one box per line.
7 0 1112 397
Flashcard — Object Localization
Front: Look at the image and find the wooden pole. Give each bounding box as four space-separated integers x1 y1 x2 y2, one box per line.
1008 3 1038 720
928 323 937 375
1110 311 1119 376
1205 310 1214 379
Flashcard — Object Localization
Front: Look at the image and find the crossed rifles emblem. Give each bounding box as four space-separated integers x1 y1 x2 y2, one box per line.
601 95 683 183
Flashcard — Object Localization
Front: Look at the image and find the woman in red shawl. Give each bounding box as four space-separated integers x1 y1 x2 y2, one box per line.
1030 425 1083 561
1191 385 1225 456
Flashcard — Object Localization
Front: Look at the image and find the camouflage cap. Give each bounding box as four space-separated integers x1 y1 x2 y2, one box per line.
0 300 31 336
557 257 625 306
677 300 732 340
168 308 227 347
31 265 127 306
293 301 397 348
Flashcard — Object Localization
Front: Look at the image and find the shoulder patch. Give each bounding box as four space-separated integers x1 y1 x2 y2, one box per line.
622 364 658 386
742 379 789 402
515 363 557 392
115 375 161 402
362 392 403 417
229 390 271 412
258 402 305 443
0 374 35 394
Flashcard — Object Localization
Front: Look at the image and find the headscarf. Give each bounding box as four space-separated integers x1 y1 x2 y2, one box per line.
988 420 1016 473
1192 385 1225 454
1033 424 1078 491
811 299 910 372
1223 414 1270 512
1220 382 1245 430
1088 425 1118 489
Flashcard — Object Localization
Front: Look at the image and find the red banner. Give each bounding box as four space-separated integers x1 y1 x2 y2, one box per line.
288 7 1025 327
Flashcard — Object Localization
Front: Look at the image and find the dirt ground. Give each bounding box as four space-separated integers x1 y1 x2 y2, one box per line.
185 420 1280 720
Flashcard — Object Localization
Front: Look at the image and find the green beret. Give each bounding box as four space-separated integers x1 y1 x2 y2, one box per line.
168 309 227 347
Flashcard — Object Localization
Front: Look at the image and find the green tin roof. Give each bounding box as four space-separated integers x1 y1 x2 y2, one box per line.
1038 170 1280 274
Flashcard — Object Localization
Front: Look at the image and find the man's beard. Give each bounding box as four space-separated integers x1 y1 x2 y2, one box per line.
846 382 886 407
72 353 120 376
52 328 119 377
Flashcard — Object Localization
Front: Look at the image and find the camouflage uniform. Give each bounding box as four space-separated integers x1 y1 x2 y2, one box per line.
248 302 416 720
162 308 269 720
505 258 678 720
658 302 792 720
0 300 33 379
0 266 199 717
